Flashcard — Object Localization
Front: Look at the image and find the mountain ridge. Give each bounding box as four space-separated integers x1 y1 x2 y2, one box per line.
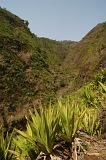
60 21 106 93
0 7 106 128
0 8 75 127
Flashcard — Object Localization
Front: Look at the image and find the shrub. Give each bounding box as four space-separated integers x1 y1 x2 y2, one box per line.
14 103 59 158
82 109 100 136
0 129 15 160
58 100 85 143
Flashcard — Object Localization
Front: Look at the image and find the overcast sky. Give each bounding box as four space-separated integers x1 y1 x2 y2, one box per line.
0 0 106 41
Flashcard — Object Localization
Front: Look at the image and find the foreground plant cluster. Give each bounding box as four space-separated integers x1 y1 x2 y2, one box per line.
0 84 105 160
0 7 106 160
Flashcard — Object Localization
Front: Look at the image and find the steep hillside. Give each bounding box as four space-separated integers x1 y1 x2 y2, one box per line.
60 22 106 95
0 7 106 129
0 8 75 127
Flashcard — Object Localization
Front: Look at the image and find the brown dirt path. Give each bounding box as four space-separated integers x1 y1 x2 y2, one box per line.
80 138 106 160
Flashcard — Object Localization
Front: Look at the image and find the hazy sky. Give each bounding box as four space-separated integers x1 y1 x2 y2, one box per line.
0 0 106 41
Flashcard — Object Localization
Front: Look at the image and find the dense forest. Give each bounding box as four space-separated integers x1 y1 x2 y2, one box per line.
0 8 106 160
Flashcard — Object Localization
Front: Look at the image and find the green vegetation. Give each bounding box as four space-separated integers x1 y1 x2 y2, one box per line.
58 100 85 143
0 7 106 159
0 85 105 159
9 134 38 160
0 129 15 160
0 7 75 128
81 108 100 136
0 79 105 159
14 104 59 158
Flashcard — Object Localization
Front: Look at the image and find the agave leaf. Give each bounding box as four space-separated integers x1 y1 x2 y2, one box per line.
26 120 33 136
14 103 59 156
99 82 106 92
14 128 35 145
0 129 15 160
82 109 100 136
8 150 25 160
59 134 71 142
58 100 85 143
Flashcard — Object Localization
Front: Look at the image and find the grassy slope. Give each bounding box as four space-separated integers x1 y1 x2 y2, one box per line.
0 8 106 129
59 22 106 96
0 8 75 127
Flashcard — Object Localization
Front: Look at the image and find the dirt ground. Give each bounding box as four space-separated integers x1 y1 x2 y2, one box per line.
78 134 106 160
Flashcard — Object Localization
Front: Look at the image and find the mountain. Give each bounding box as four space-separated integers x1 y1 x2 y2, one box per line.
59 21 106 95
0 8 75 127
0 7 106 129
